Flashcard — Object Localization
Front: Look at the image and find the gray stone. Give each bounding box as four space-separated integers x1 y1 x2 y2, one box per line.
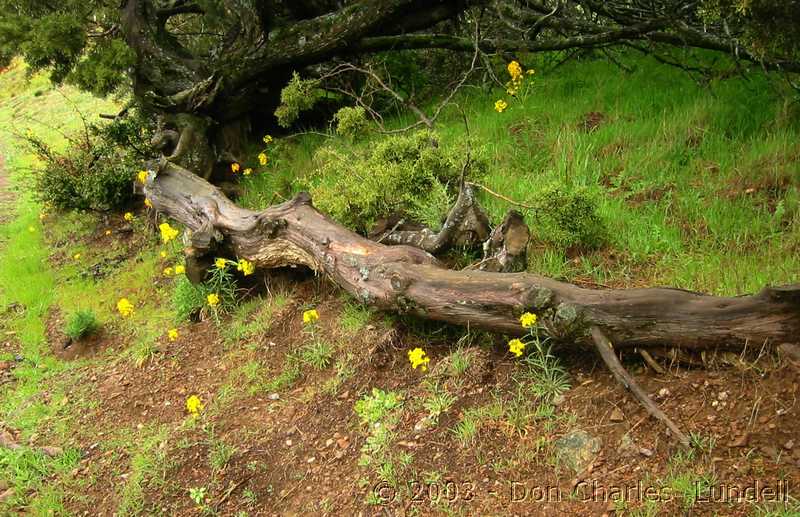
555 429 601 473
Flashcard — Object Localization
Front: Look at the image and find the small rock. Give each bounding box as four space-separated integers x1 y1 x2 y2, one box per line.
554 429 601 473
40 446 63 457
730 434 749 448
639 447 654 457
609 408 624 422
285 439 293 447
325 438 334 448
784 440 795 450
658 388 670 398
617 433 638 456
717 391 728 401
414 417 434 432
306 457 315 463
336 437 349 449
268 393 280 400
337 390 349 400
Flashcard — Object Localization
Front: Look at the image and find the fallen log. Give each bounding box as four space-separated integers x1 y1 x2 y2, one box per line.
143 161 800 352
144 160 800 350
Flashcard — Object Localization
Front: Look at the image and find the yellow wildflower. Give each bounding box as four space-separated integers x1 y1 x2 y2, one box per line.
231 162 240 173
159 222 179 243
237 258 255 276
243 167 252 176
163 267 174 276
214 257 228 269
407 347 430 371
507 60 523 81
258 152 268 166
207 293 220 306
137 170 148 184
105 229 112 236
185 395 204 416
263 135 273 144
175 264 185 275
73 253 81 260
117 298 134 318
124 212 134 222
302 309 319 325
494 99 508 113
519 312 537 328
144 198 153 208
168 328 178 342
160 250 167 258
508 338 526 357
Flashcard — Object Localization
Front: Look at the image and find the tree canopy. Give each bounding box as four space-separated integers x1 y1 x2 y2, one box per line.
2 1 799 171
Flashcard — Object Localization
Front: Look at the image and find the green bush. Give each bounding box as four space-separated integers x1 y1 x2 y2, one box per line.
333 106 369 138
529 185 608 251
64 310 99 340
307 130 484 232
24 113 153 211
274 72 322 128
173 276 208 322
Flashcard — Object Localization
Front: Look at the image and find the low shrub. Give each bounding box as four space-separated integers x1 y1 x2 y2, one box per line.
64 309 99 340
529 185 608 251
307 130 484 232
23 109 154 211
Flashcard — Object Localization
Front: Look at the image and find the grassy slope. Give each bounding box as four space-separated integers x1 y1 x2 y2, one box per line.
0 55 797 516
245 55 799 295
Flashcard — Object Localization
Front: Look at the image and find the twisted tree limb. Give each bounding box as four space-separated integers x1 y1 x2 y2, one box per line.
144 160 800 352
591 327 689 446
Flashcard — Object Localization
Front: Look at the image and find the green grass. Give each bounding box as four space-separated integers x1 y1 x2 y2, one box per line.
0 60 116 514
245 53 799 295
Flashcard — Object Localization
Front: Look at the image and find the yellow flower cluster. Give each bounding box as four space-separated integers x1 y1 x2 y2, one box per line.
175 264 185 275
519 312 537 328
163 267 174 276
168 328 179 341
258 152 268 166
159 222 179 244
215 257 227 269
137 170 148 184
207 293 220 306
263 135 273 144
236 258 255 276
508 338 526 357
495 60 535 112
408 347 430 371
303 308 319 324
123 212 134 222
231 162 241 174
508 60 523 81
144 198 153 208
243 168 252 176
185 395 204 416
117 298 134 318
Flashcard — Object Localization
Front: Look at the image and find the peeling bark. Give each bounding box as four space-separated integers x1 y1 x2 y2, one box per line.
144 160 800 352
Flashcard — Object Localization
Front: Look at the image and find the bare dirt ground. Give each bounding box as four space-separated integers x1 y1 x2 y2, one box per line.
47 227 800 516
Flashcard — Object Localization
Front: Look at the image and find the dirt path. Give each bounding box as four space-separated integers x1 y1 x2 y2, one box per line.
0 152 16 224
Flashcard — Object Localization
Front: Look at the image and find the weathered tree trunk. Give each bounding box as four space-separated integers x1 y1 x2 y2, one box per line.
144 161 800 351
